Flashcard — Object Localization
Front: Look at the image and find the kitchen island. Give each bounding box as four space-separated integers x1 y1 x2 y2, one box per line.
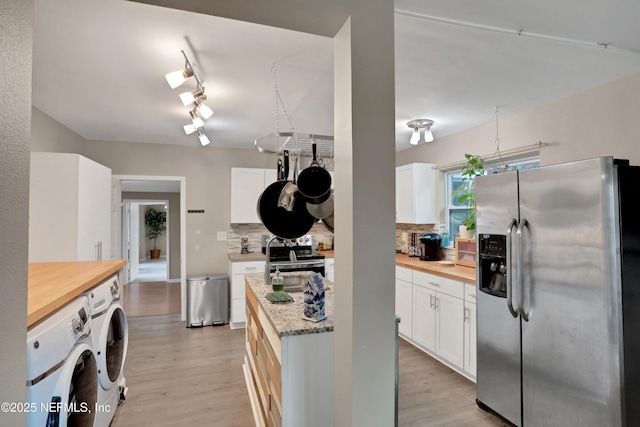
243 273 334 427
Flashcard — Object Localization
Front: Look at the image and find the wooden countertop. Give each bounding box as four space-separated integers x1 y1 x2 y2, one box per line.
28 260 126 327
396 253 476 283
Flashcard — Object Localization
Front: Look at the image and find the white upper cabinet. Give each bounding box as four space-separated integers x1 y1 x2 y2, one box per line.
230 168 277 223
29 153 111 262
396 163 437 224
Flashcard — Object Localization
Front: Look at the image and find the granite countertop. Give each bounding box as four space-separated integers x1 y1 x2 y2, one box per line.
395 253 476 283
245 272 334 337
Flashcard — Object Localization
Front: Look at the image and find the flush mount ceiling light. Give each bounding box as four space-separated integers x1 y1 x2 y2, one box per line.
407 119 434 145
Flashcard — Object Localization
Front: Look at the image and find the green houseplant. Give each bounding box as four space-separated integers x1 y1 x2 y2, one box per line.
451 153 484 237
145 207 167 259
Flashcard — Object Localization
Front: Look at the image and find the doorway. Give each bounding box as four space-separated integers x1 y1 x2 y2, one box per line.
112 175 187 320
123 200 169 284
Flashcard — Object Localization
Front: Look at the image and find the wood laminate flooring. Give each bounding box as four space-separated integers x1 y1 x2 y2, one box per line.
112 314 508 426
123 281 181 317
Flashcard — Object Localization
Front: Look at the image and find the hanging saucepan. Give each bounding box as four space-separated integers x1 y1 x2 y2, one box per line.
322 210 334 232
307 189 333 219
297 141 332 204
257 156 315 239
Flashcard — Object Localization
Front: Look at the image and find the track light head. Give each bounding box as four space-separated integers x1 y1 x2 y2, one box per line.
198 129 211 146
165 67 194 89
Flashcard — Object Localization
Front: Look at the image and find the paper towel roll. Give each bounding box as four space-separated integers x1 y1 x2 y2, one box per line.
401 232 409 254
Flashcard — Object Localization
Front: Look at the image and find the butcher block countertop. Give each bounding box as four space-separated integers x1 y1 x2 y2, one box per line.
396 253 476 283
28 260 126 327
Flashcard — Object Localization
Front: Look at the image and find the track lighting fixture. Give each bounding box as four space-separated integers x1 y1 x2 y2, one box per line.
407 119 434 145
166 50 215 147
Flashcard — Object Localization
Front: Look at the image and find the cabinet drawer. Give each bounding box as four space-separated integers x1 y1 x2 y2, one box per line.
231 261 265 275
413 270 463 299
464 283 477 302
396 266 412 283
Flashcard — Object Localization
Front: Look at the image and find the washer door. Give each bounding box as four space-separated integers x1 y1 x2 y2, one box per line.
97 304 128 389
47 342 98 427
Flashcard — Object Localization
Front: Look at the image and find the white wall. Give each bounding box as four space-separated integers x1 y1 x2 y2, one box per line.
1 1 32 425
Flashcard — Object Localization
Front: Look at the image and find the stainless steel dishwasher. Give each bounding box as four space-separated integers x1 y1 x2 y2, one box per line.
186 274 229 327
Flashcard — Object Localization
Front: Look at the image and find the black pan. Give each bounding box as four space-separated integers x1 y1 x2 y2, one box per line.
297 141 332 204
257 157 315 239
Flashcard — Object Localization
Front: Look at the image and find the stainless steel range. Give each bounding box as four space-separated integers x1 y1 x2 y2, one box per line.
261 234 325 281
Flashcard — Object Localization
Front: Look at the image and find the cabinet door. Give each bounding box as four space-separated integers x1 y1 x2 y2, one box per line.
464 302 477 377
396 163 437 224
395 279 413 338
77 155 111 260
396 166 415 223
231 168 265 223
413 285 436 351
436 293 464 368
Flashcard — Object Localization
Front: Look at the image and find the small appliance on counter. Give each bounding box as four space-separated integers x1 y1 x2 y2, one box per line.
419 233 443 261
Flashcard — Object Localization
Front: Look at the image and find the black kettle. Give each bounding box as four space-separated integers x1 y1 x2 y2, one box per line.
419 233 443 261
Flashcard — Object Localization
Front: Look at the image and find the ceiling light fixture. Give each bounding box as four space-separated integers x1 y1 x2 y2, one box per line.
167 50 215 146
407 119 434 145
198 129 211 146
194 98 214 119
179 88 204 106
189 110 204 129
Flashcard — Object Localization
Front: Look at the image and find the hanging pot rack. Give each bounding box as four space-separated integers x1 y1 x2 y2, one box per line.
254 63 334 162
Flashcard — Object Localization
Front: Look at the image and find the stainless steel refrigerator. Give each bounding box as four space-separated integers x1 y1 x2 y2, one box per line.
475 156 640 427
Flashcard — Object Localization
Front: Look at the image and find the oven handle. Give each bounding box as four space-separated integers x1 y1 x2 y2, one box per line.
270 260 325 270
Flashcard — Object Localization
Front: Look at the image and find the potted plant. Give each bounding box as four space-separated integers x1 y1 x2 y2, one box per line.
145 207 166 259
451 153 484 238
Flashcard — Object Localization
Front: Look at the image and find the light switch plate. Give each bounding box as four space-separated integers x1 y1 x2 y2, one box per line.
217 231 228 241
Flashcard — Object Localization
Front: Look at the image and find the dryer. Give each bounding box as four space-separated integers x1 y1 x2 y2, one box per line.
26 296 98 427
84 275 128 427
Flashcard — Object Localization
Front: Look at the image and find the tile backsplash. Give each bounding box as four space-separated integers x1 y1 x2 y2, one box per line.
228 222 334 254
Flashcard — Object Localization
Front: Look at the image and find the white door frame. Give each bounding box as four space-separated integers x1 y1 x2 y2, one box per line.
112 175 187 321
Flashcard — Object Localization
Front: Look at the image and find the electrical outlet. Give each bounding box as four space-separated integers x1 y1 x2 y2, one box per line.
217 231 228 242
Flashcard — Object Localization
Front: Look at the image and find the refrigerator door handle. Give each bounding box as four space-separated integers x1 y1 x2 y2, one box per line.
506 218 519 318
516 218 530 321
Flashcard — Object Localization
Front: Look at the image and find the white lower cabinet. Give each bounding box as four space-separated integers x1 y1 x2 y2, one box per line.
229 260 265 329
396 266 476 380
464 283 477 377
324 258 334 282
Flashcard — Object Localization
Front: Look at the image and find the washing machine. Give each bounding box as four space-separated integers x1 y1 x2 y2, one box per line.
26 295 98 427
84 275 128 427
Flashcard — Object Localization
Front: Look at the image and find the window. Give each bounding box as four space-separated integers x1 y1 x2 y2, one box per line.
445 157 540 244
